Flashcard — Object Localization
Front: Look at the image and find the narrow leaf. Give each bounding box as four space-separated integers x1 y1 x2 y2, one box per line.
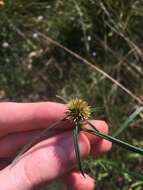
86 120 99 131
83 121 143 155
11 120 64 166
113 107 143 137
73 123 85 176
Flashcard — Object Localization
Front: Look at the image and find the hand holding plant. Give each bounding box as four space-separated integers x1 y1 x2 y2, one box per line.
0 102 111 190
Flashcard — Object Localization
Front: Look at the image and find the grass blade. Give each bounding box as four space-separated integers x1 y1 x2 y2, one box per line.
113 107 143 137
86 120 99 131
83 121 143 155
11 120 64 166
73 123 85 176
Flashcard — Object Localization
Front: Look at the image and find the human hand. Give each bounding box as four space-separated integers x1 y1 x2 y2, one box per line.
0 102 112 190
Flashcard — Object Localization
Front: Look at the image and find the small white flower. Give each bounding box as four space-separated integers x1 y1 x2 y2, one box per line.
33 33 38 38
92 52 96 57
29 51 37 58
87 36 91 41
2 42 9 48
37 15 44 21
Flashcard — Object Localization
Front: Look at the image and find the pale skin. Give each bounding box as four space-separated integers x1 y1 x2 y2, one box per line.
0 102 112 190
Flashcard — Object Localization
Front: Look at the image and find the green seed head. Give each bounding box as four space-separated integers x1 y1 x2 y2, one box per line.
65 98 91 122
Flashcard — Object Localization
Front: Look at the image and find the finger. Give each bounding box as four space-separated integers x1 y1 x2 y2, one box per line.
0 134 112 161
0 102 67 135
82 120 112 156
83 120 109 143
0 130 42 157
0 131 90 190
0 120 109 157
0 125 71 158
63 170 95 190
91 139 112 156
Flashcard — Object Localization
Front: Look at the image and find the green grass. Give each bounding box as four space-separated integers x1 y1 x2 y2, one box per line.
0 0 143 189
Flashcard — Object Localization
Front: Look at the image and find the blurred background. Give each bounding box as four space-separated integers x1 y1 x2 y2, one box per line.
0 0 143 189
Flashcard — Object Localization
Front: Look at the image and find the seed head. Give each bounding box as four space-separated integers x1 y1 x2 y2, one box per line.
65 98 91 121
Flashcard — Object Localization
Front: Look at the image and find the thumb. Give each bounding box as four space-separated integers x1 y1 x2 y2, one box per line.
0 131 90 190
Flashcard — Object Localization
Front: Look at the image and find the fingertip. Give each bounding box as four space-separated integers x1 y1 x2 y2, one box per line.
91 139 112 156
89 120 109 134
95 120 109 134
63 170 95 190
0 102 67 134
83 120 109 143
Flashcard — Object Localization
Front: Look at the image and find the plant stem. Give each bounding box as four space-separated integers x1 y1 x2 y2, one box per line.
82 121 143 155
74 122 85 176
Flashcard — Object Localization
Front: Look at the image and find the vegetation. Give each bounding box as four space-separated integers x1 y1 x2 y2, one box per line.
0 0 143 189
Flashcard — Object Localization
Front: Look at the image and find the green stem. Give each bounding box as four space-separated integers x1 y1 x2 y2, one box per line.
82 121 143 155
73 122 85 176
86 120 99 131
113 107 143 137
11 120 64 166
